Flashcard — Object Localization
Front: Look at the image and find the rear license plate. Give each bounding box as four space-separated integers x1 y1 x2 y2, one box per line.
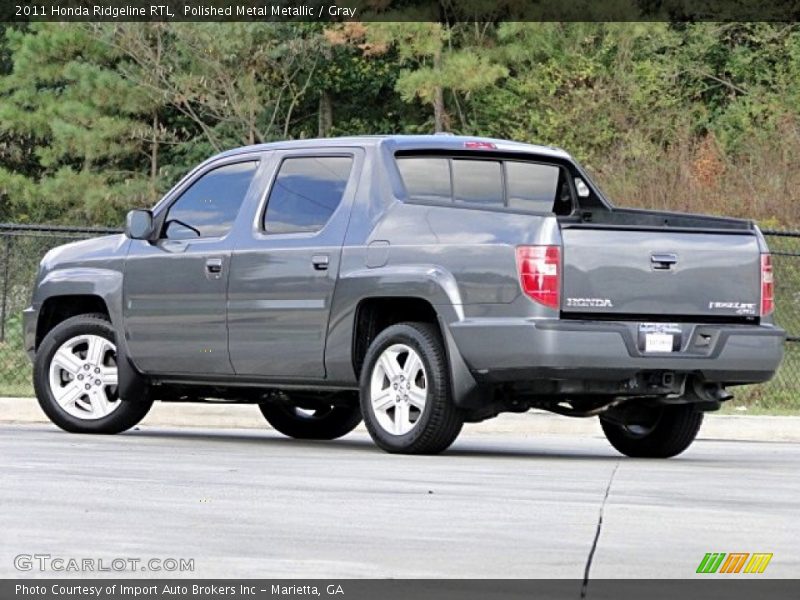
638 323 682 353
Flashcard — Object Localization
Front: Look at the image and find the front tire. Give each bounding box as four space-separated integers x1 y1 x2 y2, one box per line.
258 393 361 440
600 404 703 458
34 314 153 434
359 322 464 454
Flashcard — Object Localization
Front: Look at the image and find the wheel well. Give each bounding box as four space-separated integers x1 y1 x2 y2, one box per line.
352 297 440 377
36 295 110 348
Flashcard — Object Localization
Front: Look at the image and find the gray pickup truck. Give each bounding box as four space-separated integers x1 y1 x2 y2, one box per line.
24 135 784 456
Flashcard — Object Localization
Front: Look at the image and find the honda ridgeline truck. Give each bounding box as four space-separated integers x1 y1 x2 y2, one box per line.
25 135 785 456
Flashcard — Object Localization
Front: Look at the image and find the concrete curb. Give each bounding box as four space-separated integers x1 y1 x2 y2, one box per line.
2 397 799 442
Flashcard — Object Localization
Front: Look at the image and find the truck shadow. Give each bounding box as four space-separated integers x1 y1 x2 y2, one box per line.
125 427 624 461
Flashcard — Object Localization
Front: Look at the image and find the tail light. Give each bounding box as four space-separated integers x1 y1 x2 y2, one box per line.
761 253 774 316
516 246 560 310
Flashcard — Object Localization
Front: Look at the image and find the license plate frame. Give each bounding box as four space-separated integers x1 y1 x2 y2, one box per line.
638 323 682 353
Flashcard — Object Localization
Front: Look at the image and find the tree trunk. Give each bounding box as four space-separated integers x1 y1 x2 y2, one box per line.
150 26 162 201
150 111 159 201
318 90 333 137
248 100 256 145
433 47 445 132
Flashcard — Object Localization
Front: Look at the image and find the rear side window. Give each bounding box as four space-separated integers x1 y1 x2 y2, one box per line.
263 156 353 234
396 156 574 215
164 161 258 240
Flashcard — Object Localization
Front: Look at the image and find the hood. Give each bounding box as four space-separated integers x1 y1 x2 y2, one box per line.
41 234 129 270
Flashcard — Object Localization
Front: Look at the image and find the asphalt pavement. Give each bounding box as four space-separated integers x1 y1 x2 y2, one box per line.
1 424 798 579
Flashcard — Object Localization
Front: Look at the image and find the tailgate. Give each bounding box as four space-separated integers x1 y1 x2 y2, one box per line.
560 227 761 318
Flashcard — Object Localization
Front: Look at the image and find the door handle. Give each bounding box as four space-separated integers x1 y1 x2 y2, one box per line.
651 253 678 270
206 258 224 277
311 255 330 271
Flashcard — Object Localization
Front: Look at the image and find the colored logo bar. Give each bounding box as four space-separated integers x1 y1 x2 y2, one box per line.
696 553 773 574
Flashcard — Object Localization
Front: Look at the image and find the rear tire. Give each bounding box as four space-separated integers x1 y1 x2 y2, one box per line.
600 404 703 458
258 393 361 440
34 313 153 434
359 322 464 454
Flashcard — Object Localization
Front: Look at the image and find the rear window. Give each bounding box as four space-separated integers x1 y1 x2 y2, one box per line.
396 156 573 214
452 159 503 206
396 158 450 203
506 161 561 212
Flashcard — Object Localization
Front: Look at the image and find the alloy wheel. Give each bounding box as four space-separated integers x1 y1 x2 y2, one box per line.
47 334 120 420
369 343 427 435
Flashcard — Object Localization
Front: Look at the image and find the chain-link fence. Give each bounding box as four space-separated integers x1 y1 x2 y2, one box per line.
739 230 800 410
0 224 122 396
0 224 798 410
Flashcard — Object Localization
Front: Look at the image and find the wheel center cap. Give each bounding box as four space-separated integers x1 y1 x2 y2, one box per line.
78 363 101 387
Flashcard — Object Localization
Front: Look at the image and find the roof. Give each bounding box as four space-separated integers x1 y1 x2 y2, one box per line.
215 134 572 161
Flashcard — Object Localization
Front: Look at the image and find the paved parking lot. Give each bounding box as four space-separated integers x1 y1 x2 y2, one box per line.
1 423 798 579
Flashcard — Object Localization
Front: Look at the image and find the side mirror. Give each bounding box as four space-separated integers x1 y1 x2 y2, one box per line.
125 209 155 240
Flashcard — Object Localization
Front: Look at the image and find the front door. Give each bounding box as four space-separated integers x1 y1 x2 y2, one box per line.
124 158 260 375
228 150 361 379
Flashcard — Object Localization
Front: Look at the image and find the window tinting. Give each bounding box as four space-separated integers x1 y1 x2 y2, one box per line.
395 154 574 214
164 161 257 240
452 160 503 206
263 156 353 234
396 158 451 203
506 161 561 212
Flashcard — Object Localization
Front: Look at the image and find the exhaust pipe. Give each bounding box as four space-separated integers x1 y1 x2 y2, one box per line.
690 379 732 411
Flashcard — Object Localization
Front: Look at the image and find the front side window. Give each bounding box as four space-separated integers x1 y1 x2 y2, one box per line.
164 161 258 240
263 156 353 234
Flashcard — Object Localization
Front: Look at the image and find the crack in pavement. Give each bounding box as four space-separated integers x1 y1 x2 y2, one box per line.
580 460 620 599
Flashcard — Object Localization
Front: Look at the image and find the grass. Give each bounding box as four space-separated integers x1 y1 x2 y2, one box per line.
0 313 33 397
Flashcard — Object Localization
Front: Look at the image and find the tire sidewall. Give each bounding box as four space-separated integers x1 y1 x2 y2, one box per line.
600 404 703 458
34 316 139 433
359 324 443 450
259 397 361 440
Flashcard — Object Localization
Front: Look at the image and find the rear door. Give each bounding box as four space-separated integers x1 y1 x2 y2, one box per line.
227 149 362 379
560 227 761 318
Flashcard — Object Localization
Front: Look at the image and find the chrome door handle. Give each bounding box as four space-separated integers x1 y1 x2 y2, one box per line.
311 255 330 271
206 258 223 276
651 253 678 270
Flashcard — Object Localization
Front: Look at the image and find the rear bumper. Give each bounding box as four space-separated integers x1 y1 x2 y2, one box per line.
448 318 785 384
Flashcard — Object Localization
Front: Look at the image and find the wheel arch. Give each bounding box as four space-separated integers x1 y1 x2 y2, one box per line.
34 267 124 346
350 295 485 409
36 295 110 349
33 268 149 402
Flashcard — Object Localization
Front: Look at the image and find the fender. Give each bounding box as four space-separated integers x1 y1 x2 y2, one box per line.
35 267 150 402
324 264 487 408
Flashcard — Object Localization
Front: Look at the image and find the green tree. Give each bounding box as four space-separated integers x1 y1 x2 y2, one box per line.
362 22 507 132
0 23 155 223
